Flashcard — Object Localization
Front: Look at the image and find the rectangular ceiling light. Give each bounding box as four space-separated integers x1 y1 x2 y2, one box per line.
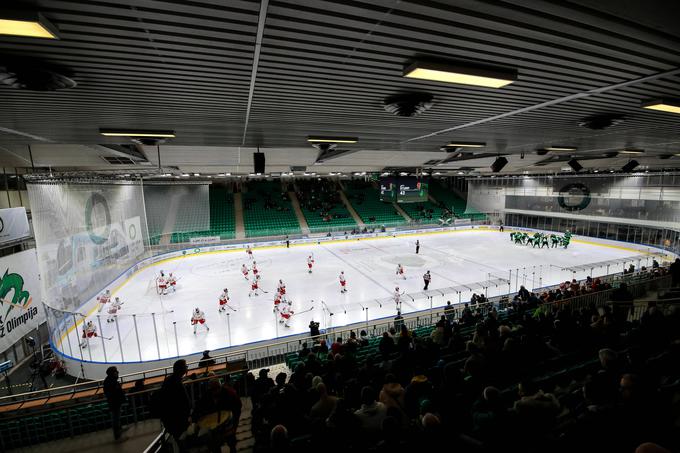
404 60 517 88
100 129 176 138
0 11 59 39
620 149 644 154
446 142 486 148
307 136 358 143
544 146 577 151
641 98 680 114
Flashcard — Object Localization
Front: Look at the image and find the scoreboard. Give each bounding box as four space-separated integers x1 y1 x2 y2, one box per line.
380 177 429 203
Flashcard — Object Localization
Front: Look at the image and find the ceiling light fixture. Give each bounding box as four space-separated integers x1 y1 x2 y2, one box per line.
446 142 486 148
641 98 680 115
620 149 644 154
0 11 59 39
307 136 358 143
100 129 176 138
403 60 517 88
544 146 577 151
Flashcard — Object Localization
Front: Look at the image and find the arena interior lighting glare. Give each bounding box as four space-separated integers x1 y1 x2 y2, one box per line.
641 98 680 115
544 146 577 151
100 129 176 138
0 11 59 39
446 142 486 148
620 148 645 154
403 60 517 88
307 136 358 143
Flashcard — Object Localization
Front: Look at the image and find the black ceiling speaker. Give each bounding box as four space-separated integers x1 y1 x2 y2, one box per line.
254 151 265 174
490 156 508 173
578 114 625 130
567 158 583 172
0 57 76 91
384 92 434 117
621 160 639 172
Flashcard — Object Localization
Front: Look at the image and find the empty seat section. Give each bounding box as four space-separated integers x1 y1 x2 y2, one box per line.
171 185 236 243
296 179 356 232
242 181 301 237
430 181 486 221
344 181 406 226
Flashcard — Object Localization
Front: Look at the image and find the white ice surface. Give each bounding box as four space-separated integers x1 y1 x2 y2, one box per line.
60 230 656 363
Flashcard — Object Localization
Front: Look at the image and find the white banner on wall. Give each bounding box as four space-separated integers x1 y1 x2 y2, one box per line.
0 207 31 245
0 249 44 355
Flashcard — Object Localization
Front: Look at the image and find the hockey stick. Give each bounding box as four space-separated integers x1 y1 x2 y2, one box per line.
225 304 237 312
291 305 314 316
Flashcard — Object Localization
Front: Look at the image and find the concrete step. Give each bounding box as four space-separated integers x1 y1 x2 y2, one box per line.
288 191 310 235
339 189 365 227
234 192 246 240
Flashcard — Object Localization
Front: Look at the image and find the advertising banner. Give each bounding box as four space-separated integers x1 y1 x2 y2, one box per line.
0 207 31 245
0 249 44 354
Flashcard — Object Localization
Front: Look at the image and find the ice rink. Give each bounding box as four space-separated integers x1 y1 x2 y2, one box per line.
59 229 660 363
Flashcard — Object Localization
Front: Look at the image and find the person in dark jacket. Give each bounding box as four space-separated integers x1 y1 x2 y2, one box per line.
160 359 192 443
103 366 125 440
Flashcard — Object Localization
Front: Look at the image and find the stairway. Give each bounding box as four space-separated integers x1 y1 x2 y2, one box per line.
339 189 365 228
234 192 246 240
392 202 411 222
288 191 311 235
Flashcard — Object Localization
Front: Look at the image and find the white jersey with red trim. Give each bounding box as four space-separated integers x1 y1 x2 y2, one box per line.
98 292 111 304
167 274 177 286
108 299 123 314
191 310 206 324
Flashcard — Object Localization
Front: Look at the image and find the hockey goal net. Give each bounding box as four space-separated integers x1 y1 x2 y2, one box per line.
145 276 161 296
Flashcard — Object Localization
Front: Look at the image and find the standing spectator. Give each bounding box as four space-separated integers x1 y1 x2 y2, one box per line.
222 374 243 452
308 320 320 337
415 240 420 254
103 366 126 441
354 386 387 434
378 332 395 357
359 330 369 347
670 258 680 287
444 301 455 323
199 350 216 369
331 337 343 355
423 271 432 290
393 311 404 331
159 360 192 444
252 368 274 407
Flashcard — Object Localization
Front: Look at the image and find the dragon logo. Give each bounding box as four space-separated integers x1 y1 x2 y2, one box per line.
0 269 31 317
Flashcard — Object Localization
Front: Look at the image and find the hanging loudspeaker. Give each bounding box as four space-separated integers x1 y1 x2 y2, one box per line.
490 156 508 173
621 160 639 173
567 158 583 172
254 152 265 173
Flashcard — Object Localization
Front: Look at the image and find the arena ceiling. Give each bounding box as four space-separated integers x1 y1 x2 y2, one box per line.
1 0 680 176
